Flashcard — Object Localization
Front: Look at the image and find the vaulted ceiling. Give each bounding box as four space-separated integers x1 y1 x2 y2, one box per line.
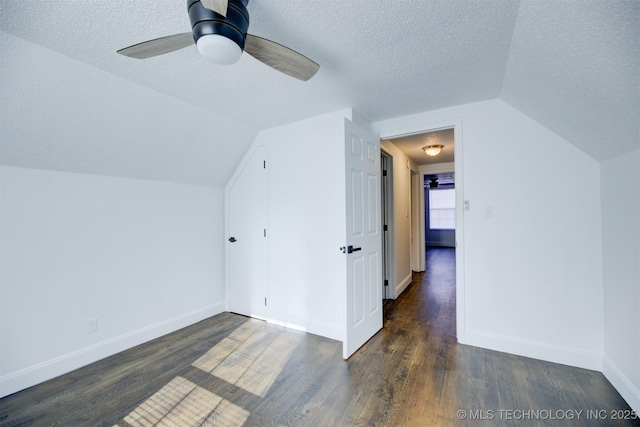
1 0 638 186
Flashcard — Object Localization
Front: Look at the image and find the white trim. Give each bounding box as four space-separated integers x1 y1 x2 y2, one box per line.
264 315 342 342
417 172 426 271
307 320 343 342
262 309 306 332
0 303 224 398
463 329 603 371
396 273 413 297
380 148 396 300
266 318 308 332
410 171 424 272
603 356 640 413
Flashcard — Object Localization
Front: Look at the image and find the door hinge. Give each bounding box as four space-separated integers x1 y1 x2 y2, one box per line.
383 169 387 177
264 229 267 237
383 224 388 231
263 160 266 169
384 279 389 287
265 297 267 306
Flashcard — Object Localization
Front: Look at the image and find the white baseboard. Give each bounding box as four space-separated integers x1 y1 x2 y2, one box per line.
462 329 602 371
264 310 307 333
0 302 225 398
603 356 640 413
394 273 413 299
266 317 307 332
307 319 343 342
265 312 342 342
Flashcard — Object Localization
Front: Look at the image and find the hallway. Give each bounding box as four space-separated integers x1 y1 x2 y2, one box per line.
1 248 637 426
385 247 456 333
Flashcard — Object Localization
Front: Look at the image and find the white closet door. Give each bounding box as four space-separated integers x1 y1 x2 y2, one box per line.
227 144 268 319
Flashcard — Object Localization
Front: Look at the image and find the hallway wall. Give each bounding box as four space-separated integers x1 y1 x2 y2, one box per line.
380 140 415 297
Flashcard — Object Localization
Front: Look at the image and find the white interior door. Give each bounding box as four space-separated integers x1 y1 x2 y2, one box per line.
227 145 268 319
343 119 383 359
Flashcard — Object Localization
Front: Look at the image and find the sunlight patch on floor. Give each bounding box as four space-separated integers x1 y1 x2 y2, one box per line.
123 376 249 427
192 321 302 397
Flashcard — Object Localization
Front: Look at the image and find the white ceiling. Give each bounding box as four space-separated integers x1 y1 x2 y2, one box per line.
388 129 455 166
1 0 638 186
501 0 639 161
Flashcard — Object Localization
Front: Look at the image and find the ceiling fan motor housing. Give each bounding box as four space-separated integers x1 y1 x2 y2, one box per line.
188 0 250 50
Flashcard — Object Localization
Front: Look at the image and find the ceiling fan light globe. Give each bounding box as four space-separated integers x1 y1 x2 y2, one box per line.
196 34 242 64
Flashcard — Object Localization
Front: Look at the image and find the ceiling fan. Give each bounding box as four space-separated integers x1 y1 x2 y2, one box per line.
117 0 319 81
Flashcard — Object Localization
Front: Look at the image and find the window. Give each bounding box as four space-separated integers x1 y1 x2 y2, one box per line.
429 189 456 230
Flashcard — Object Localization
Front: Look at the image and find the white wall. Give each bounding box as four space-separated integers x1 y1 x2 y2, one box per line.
374 99 604 370
601 148 640 412
246 110 353 340
380 140 414 297
0 166 225 397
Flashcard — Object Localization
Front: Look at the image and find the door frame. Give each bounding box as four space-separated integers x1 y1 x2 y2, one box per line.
410 169 424 272
380 150 395 300
378 118 466 341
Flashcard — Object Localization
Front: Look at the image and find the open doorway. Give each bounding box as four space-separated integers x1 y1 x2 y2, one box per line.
378 119 465 340
389 128 455 269
385 128 455 270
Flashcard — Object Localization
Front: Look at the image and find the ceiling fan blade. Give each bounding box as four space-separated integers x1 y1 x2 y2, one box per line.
201 0 228 17
244 34 319 81
117 33 194 59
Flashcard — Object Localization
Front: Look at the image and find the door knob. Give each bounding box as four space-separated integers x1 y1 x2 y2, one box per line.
340 245 361 254
228 237 237 243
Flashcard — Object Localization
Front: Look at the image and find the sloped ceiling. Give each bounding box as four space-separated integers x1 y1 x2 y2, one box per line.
1 0 638 186
501 0 639 161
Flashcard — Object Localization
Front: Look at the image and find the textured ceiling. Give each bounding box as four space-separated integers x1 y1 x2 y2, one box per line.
1 0 638 186
388 129 455 166
501 0 639 161
0 0 518 129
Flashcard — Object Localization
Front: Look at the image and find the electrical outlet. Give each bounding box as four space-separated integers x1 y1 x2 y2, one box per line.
485 206 494 219
87 318 98 334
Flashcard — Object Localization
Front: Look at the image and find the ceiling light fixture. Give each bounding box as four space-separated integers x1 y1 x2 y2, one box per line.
423 145 444 157
191 0 249 65
196 34 243 64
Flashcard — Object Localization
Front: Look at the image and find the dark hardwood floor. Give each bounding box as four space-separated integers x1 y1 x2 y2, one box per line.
1 248 638 426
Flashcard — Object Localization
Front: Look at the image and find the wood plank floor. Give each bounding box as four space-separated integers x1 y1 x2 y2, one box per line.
1 248 638 426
